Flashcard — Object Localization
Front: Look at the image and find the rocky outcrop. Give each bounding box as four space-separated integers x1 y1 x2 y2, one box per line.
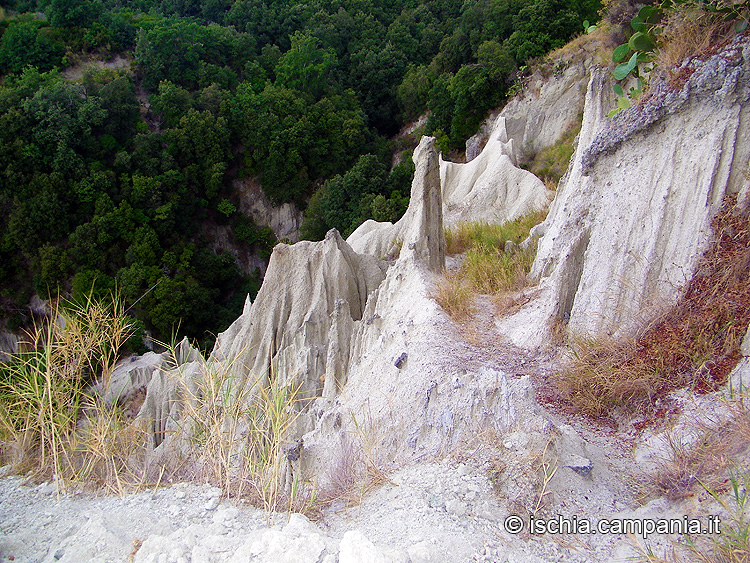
300 134 554 480
300 244 554 484
347 136 445 272
500 55 590 160
210 229 387 411
440 116 553 228
233 178 303 242
0 330 18 363
500 36 750 347
205 224 269 277
98 351 167 407
465 110 500 161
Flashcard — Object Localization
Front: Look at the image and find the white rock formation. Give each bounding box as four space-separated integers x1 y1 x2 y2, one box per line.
234 178 303 242
131 337 204 449
347 136 445 272
500 37 750 347
209 228 387 416
440 115 553 228
303 177 552 484
98 351 167 407
500 54 590 159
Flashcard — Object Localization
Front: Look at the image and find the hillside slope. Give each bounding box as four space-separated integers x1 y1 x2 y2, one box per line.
2 31 750 563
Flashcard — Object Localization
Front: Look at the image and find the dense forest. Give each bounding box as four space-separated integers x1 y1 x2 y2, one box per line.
0 0 601 349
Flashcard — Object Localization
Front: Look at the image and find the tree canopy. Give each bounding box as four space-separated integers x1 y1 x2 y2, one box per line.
0 0 602 347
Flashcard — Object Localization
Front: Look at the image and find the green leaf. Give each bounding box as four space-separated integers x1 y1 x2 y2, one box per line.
638 5 662 24
630 15 647 33
614 64 631 81
613 43 630 63
613 83 624 97
736 19 748 33
629 31 654 52
614 52 639 81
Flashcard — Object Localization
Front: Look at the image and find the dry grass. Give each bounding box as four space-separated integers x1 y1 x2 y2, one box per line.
436 212 546 324
462 243 535 295
634 464 750 563
156 350 316 519
0 295 383 517
316 432 391 512
458 428 560 521
0 294 145 493
445 211 547 256
311 408 393 517
553 197 750 419
644 405 750 501
433 270 473 321
656 9 738 85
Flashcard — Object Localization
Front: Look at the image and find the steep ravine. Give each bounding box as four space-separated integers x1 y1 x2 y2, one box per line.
3 35 750 563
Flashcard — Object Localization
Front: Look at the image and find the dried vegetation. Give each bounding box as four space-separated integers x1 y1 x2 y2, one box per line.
554 196 750 419
434 210 547 324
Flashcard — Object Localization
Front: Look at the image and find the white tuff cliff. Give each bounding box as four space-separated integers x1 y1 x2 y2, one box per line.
500 37 750 348
440 115 553 228
75 34 750 563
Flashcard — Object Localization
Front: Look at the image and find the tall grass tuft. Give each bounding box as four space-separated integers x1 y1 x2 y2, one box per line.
433 270 473 321
436 210 546 322
445 211 546 256
174 351 310 519
0 294 139 491
462 243 536 295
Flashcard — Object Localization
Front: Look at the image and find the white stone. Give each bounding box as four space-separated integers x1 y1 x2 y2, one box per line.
338 530 388 563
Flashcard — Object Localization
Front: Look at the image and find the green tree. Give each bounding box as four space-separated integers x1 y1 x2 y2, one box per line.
135 19 236 91
169 108 230 200
34 243 71 297
151 80 192 128
397 64 433 122
275 30 337 100
0 20 64 74
47 0 104 28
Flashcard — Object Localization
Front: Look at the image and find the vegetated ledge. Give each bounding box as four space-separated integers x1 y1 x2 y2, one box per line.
553 194 750 421
581 34 750 174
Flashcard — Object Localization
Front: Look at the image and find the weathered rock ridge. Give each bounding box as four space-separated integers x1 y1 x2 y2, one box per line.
210 228 387 407
346 136 445 269
131 37 750 472
440 115 553 228
501 36 750 347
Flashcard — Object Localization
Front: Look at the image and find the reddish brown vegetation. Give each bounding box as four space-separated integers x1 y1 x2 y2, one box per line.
553 195 750 419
